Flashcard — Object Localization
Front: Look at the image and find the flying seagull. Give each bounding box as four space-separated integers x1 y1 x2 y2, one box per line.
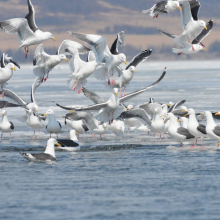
0 0 56 58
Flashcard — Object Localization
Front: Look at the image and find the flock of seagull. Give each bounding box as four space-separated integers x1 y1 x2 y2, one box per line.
0 0 218 163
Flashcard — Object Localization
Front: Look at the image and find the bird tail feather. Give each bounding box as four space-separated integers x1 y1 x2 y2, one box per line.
172 48 182 54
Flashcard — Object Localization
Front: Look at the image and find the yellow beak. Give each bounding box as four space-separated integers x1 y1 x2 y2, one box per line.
154 110 157 113
215 113 220 116
36 110 39 113
123 130 125 134
184 114 188 117
56 143 61 146
44 113 47 116
115 92 118 96
177 119 180 122
161 115 165 117
168 104 171 107
76 132 79 135
69 110 73 113
65 58 69 61
204 26 207 30
13 67 16 71
126 107 129 110
53 37 56 41
200 113 204 115
164 119 167 123
182 110 187 112
178 6 181 11
133 70 135 73
202 48 205 51
124 61 127 65
2 113 3 116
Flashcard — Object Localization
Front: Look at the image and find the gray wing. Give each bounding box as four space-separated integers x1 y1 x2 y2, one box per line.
82 87 106 104
68 32 111 63
1 53 6 68
192 19 213 44
126 49 152 70
177 127 195 139
87 51 96 62
118 108 151 126
172 109 187 117
65 111 98 130
168 100 186 113
154 1 169 13
180 1 193 30
31 153 56 161
110 31 126 55
25 0 38 32
0 101 22 108
197 124 207 135
0 89 27 106
57 40 91 55
189 0 200 21
0 18 35 43
55 101 107 111
213 126 220 137
119 68 166 103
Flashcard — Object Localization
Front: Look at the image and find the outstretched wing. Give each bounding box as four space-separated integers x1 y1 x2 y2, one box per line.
180 1 193 30
189 0 200 21
25 0 38 32
82 87 106 104
68 32 111 63
126 49 152 70
119 68 167 103
57 40 91 55
192 19 214 44
0 101 23 108
168 100 186 113
110 31 126 55
0 89 27 106
0 18 35 43
118 108 151 126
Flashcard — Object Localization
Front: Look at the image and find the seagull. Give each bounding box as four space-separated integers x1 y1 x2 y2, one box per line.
200 111 220 146
26 109 44 139
0 110 14 139
158 29 205 55
142 0 181 18
56 69 166 124
56 130 80 151
111 49 152 96
163 112 195 147
20 138 58 162
0 77 40 115
0 0 56 58
33 44 68 83
67 32 127 85
65 46 104 94
0 63 16 98
0 53 20 69
64 117 89 138
178 0 207 49
44 109 62 138
183 108 207 148
93 123 108 140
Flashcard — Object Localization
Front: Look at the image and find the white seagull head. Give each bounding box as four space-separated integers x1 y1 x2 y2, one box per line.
113 88 118 96
2 110 7 116
59 54 69 62
44 109 55 116
7 63 16 71
126 105 134 110
118 53 127 65
199 20 207 30
129 66 135 73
